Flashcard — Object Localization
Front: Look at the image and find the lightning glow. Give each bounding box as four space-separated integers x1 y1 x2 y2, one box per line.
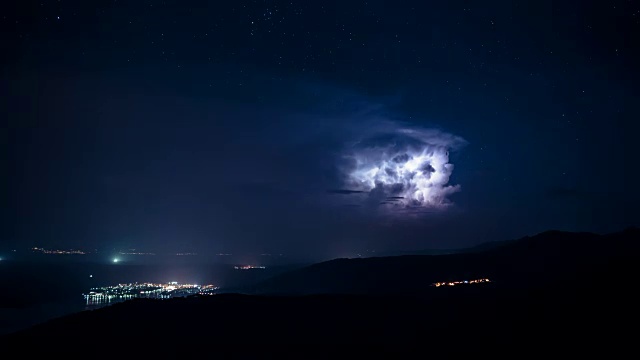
342 122 465 210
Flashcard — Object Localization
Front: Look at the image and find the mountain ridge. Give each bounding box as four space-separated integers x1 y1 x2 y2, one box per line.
243 228 639 295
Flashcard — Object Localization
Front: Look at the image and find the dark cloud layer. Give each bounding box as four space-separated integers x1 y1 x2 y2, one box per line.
327 189 368 195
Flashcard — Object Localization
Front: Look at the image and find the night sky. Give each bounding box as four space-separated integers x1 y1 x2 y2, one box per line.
4 0 639 259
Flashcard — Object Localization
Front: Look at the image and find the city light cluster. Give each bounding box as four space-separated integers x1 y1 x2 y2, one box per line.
234 265 266 270
83 282 218 304
432 278 491 287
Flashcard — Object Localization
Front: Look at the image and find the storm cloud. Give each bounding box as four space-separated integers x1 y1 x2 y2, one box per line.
339 121 466 211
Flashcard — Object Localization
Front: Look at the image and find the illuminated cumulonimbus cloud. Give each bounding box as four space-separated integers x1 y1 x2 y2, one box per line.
342 122 465 209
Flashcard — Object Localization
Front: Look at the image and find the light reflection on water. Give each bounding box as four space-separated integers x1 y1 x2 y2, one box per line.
84 295 146 310
83 293 174 309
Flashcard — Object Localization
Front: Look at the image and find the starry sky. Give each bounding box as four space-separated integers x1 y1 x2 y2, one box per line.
3 0 639 259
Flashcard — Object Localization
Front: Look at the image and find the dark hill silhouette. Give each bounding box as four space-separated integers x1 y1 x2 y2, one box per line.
2 228 639 354
247 228 639 295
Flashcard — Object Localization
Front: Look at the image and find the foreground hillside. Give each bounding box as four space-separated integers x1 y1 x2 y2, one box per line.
3 263 637 354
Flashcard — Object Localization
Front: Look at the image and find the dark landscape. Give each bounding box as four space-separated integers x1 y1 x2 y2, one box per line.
3 228 638 354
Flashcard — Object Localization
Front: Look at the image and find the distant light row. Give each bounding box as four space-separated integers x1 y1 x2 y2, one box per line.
432 278 491 287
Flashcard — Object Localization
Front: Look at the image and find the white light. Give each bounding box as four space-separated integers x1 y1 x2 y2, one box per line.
113 258 119 263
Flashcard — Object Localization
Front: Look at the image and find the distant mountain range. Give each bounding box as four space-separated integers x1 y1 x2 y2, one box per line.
245 227 640 295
